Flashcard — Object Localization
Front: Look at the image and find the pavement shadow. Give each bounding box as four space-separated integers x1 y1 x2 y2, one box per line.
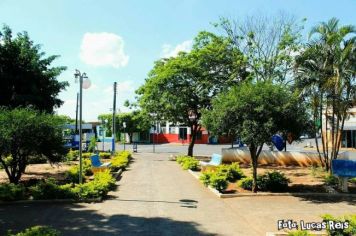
0 202 212 236
292 194 356 205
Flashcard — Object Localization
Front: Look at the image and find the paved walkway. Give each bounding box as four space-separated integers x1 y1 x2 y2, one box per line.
1 153 355 235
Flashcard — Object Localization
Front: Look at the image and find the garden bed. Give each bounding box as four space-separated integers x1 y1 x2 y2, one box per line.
0 163 72 184
177 155 356 197
0 151 132 203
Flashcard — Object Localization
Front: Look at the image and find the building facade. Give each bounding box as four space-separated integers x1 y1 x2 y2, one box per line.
148 122 231 144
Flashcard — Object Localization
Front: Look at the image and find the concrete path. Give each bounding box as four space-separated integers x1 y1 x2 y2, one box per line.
1 153 355 236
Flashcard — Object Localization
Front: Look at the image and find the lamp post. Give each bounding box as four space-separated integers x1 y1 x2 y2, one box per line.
112 82 117 153
74 69 91 184
123 122 126 150
102 119 108 151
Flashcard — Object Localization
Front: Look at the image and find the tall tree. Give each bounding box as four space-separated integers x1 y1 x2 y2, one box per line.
0 25 68 113
0 108 66 183
136 31 247 156
203 81 309 192
98 110 151 142
295 18 356 171
217 13 304 84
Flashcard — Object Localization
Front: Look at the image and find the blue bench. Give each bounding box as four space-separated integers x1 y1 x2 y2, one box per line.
90 154 111 173
200 153 222 167
331 159 356 192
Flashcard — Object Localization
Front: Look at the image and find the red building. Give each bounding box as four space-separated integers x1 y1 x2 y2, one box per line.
149 122 232 144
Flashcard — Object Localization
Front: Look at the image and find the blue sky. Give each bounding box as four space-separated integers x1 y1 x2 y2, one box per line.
0 0 355 121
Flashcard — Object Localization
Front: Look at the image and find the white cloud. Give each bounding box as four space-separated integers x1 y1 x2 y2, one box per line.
80 32 129 68
117 80 135 92
161 40 192 58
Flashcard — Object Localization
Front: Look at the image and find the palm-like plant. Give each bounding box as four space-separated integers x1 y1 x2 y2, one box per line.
295 18 356 171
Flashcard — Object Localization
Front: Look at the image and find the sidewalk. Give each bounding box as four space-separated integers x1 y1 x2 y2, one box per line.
1 152 355 235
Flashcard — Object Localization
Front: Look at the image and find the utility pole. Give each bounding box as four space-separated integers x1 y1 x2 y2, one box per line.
112 82 117 153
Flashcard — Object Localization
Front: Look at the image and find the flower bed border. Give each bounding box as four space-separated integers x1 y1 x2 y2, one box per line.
187 169 356 198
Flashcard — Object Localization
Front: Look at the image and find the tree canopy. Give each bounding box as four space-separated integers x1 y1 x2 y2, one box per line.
0 108 67 183
136 31 248 156
217 13 304 84
295 18 356 171
0 25 68 113
98 110 151 142
203 81 309 192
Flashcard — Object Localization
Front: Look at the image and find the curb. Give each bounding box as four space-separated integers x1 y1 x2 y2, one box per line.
0 197 102 205
187 170 356 198
112 168 123 180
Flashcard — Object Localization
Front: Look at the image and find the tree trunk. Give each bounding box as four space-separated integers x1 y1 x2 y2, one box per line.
187 125 199 157
249 143 258 193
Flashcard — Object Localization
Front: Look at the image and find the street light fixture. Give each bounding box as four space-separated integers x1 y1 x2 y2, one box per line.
74 69 91 185
188 109 197 122
123 121 126 150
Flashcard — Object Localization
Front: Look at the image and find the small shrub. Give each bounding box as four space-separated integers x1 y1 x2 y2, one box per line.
176 155 189 164
87 136 97 153
93 170 116 192
209 175 228 192
82 152 92 159
28 155 47 164
65 159 93 183
310 165 326 178
65 150 92 161
238 171 289 192
350 178 356 184
182 158 199 170
238 177 254 190
199 172 213 186
99 152 111 159
259 171 290 192
111 151 132 171
73 181 101 199
215 163 245 182
287 230 312 236
7 226 60 236
324 174 339 186
29 178 76 200
65 149 79 161
0 183 26 201
74 170 116 199
322 214 356 236
83 158 93 176
176 155 199 170
65 165 84 184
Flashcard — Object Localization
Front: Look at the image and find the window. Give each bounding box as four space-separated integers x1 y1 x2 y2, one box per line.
179 127 187 140
169 127 176 134
196 131 202 140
